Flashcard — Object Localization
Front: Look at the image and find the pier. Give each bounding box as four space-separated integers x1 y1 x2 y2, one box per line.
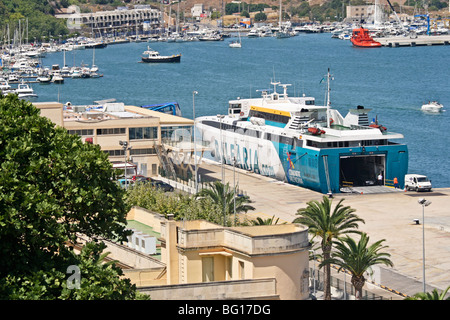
183 159 450 298
375 34 450 47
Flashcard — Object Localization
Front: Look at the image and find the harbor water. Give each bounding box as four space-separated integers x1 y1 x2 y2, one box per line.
32 33 449 188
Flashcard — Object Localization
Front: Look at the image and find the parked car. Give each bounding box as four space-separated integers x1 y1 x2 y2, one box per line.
134 176 150 184
151 180 174 192
131 175 147 181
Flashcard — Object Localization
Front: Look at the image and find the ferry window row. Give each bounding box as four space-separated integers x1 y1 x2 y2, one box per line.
248 110 290 124
129 127 158 140
306 139 389 148
201 120 303 148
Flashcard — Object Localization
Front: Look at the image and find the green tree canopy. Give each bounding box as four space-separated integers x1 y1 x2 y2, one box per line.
0 94 142 299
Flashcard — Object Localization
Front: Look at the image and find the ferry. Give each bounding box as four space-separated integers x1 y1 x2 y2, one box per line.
196 71 408 194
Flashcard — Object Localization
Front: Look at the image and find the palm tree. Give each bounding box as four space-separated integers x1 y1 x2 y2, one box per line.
293 195 364 300
196 180 255 226
405 286 450 300
251 215 285 226
322 232 394 300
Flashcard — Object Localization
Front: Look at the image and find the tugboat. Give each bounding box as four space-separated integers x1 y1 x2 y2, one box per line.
350 27 381 48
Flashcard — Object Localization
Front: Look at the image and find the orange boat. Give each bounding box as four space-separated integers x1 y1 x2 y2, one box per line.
350 27 381 48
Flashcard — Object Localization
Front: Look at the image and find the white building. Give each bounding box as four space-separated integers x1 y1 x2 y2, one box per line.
191 4 204 18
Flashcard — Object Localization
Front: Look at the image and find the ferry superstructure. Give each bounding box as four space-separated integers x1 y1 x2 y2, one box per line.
196 72 408 194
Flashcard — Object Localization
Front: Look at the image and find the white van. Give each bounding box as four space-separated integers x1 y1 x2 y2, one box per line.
405 174 432 192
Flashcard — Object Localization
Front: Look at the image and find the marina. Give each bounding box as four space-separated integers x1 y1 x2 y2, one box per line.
2 31 449 190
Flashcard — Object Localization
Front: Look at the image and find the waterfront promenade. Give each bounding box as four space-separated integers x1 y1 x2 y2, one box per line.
196 159 450 299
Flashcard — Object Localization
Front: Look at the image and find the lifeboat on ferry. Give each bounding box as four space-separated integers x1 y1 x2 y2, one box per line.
308 127 326 135
369 123 387 132
350 27 381 48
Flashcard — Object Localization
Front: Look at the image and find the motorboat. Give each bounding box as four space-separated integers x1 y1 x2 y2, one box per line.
421 101 444 113
15 82 38 99
141 47 181 63
229 40 241 48
351 27 382 47
52 71 64 84
37 74 52 84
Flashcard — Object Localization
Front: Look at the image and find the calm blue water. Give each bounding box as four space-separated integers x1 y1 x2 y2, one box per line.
34 33 450 188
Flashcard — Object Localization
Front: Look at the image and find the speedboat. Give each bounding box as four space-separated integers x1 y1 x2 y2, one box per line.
51 72 64 84
15 82 38 99
141 47 181 63
350 27 381 47
421 101 444 113
37 74 52 84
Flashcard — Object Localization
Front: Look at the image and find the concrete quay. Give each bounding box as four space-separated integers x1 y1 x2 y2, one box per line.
374 34 450 47
197 159 450 299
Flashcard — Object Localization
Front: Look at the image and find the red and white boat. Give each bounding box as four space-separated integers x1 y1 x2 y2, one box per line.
350 27 382 48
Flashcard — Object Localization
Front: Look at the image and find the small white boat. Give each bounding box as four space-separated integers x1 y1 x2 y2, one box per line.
15 82 38 99
421 101 444 113
37 74 52 84
229 40 241 48
52 72 64 84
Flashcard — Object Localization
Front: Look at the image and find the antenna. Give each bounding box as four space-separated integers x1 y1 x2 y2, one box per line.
325 68 334 128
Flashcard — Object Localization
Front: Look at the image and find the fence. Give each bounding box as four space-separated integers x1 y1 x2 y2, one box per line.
310 267 393 300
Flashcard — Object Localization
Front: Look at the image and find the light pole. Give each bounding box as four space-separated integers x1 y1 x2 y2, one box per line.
233 156 236 226
418 198 431 293
217 114 225 184
119 140 132 189
309 249 316 299
193 90 198 193
217 114 226 226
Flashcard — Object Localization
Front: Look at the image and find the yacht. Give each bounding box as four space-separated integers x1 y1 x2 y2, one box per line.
15 82 38 99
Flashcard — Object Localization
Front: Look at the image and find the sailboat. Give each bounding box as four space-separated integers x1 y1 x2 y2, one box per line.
275 0 291 39
90 47 98 73
229 31 242 48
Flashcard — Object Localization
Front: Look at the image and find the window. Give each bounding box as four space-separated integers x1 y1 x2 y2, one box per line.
130 148 156 155
97 128 125 135
68 129 93 136
129 127 158 140
103 149 125 157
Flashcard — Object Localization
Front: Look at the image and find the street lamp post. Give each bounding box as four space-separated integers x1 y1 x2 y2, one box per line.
193 90 198 193
418 198 431 293
119 140 132 189
309 249 316 299
217 114 226 226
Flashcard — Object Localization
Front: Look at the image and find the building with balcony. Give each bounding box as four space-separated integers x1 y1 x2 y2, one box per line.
57 6 163 37
121 206 311 300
